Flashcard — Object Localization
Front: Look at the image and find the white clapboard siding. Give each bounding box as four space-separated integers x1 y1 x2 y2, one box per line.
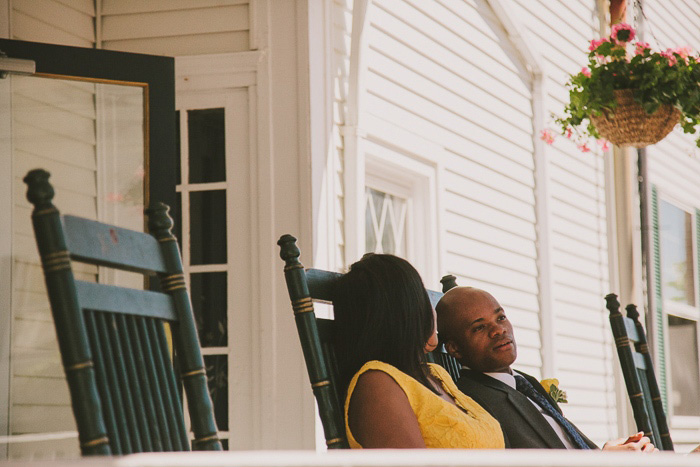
12 0 94 47
10 75 96 456
8 437 78 460
333 0 351 269
509 0 617 445
100 0 250 56
361 0 540 371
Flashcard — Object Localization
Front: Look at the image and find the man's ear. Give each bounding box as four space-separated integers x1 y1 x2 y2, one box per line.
445 340 462 360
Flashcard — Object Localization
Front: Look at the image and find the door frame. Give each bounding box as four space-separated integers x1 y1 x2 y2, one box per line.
0 38 176 211
0 38 175 458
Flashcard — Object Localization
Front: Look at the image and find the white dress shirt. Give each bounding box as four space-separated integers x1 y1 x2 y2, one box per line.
480 370 576 449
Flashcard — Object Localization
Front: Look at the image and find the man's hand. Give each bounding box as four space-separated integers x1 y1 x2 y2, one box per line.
602 432 658 453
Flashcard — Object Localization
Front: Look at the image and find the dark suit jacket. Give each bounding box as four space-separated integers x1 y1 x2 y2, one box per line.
457 369 598 449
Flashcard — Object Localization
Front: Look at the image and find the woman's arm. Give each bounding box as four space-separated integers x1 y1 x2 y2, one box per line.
347 370 426 448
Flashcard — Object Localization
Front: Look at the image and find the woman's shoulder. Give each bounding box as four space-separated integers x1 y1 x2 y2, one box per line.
349 361 412 389
427 362 453 380
344 361 423 448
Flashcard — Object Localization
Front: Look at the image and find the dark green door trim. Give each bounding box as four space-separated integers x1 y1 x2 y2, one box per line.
0 38 177 222
0 38 176 459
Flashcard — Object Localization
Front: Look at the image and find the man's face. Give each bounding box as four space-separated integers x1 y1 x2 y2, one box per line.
445 290 517 373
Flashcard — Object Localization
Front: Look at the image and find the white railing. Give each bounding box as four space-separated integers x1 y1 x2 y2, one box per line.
1 449 697 467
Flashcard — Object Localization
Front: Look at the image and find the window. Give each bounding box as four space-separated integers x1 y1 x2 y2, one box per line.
660 200 695 306
365 186 408 256
360 140 438 281
667 316 700 416
658 197 700 419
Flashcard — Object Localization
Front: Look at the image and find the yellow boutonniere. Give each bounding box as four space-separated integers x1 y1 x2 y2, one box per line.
540 378 568 404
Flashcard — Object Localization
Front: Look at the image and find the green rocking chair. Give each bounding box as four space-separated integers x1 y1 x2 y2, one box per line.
24 169 222 455
277 234 461 448
605 294 674 451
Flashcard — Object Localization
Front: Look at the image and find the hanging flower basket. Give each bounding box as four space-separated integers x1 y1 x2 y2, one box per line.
554 23 700 151
589 89 681 148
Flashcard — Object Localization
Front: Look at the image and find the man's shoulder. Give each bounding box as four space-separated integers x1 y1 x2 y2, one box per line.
456 369 509 395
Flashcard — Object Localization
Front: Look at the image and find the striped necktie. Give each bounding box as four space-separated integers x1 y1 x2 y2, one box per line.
514 374 591 449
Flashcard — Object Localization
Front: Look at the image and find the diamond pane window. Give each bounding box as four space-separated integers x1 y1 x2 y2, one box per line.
365 187 407 257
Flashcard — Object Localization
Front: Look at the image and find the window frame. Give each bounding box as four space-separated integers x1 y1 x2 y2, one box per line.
362 139 439 282
657 193 700 422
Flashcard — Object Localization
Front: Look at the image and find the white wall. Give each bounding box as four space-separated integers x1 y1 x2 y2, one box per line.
339 0 619 446
99 0 250 55
507 0 617 443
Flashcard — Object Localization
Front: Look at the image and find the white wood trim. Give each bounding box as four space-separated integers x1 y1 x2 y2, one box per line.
604 150 631 438
0 39 12 460
308 0 337 274
176 182 229 192
0 447 696 467
176 83 257 449
294 0 316 448
485 0 542 76
179 105 191 268
186 264 228 273
363 139 440 285
249 0 258 51
177 51 263 76
531 72 556 379
343 0 370 265
227 88 253 449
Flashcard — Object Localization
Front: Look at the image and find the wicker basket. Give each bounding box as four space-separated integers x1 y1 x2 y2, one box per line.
589 89 680 148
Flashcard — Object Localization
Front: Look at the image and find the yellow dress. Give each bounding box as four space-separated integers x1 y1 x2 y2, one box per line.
344 360 504 449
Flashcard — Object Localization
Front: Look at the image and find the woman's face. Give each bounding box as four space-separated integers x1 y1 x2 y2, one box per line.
424 307 438 353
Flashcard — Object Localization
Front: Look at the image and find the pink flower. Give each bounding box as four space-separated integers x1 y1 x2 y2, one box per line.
566 128 573 139
661 49 678 66
675 46 692 59
611 23 636 44
597 139 611 151
540 129 555 145
635 42 650 55
581 67 591 77
578 143 591 153
589 38 609 52
106 192 125 202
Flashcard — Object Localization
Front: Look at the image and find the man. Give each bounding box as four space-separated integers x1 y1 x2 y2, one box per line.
436 286 655 451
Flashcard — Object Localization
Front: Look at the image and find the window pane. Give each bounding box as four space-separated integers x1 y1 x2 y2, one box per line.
190 272 227 347
188 108 226 183
204 355 228 430
364 187 407 256
668 315 700 416
660 200 695 306
190 190 227 265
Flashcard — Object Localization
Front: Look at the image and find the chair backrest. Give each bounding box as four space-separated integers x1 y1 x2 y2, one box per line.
605 293 674 451
277 234 461 448
24 169 222 455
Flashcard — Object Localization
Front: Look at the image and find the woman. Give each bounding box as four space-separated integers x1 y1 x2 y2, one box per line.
332 253 504 449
